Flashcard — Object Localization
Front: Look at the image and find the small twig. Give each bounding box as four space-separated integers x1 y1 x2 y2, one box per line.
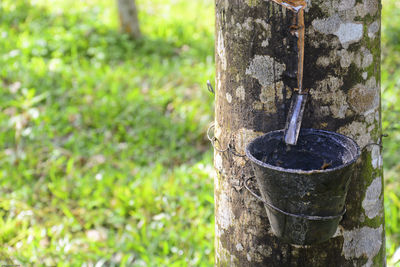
207 80 215 95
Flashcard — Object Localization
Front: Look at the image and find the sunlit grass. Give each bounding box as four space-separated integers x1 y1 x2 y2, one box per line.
0 0 214 265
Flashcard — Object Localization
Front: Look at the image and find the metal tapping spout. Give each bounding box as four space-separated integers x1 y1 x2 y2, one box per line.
268 0 308 145
284 93 307 145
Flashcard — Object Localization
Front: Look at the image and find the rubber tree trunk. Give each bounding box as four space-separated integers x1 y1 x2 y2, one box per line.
117 0 141 39
214 0 384 266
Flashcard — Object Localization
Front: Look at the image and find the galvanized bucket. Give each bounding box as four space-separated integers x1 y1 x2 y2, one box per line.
245 129 360 245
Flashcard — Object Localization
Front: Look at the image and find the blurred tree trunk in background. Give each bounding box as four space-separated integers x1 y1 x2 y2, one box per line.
214 0 384 266
117 0 141 38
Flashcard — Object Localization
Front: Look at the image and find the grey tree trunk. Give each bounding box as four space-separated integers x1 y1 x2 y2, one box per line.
117 0 141 39
214 0 384 266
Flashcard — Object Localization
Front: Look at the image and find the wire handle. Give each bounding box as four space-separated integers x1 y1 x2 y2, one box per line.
207 122 228 153
363 133 388 151
207 122 246 157
244 176 346 221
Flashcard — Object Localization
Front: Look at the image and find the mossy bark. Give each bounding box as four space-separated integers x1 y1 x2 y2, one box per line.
117 0 141 39
214 0 384 266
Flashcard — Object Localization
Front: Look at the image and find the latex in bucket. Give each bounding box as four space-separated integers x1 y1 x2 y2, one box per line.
245 128 361 245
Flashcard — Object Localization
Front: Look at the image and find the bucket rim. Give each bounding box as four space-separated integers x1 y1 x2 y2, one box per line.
245 128 361 174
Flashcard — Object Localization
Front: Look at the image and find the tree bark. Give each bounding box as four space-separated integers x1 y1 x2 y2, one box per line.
117 0 141 39
214 0 384 266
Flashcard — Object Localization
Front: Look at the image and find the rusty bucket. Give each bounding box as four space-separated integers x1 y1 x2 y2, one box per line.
245 128 360 245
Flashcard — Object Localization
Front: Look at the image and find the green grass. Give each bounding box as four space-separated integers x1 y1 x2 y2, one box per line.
0 0 214 265
0 0 399 265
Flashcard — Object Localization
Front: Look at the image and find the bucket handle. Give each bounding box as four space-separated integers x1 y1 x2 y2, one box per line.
207 122 246 157
244 176 346 221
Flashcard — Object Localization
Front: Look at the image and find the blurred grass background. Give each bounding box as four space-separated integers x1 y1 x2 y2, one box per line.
0 0 398 266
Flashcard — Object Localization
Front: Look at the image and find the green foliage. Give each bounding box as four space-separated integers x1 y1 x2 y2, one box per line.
0 0 214 265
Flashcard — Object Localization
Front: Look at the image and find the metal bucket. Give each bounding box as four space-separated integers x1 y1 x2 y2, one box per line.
245 129 360 245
